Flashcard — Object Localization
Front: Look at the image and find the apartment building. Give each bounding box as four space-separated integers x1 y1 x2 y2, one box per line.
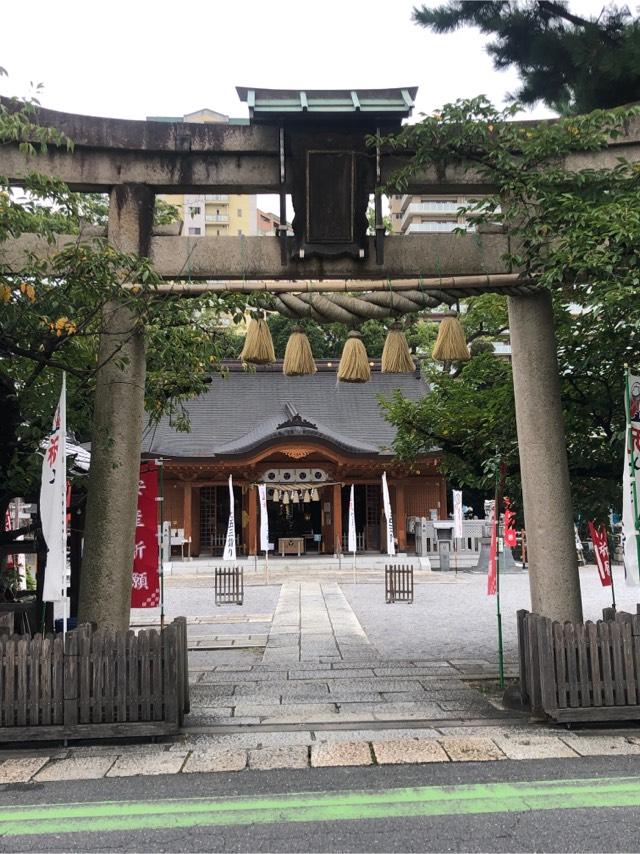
388 194 479 234
150 109 258 237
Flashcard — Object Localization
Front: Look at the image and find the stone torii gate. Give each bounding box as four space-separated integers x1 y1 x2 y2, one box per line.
3 87 638 631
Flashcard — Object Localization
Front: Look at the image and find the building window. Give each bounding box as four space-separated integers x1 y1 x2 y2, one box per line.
237 208 242 217
188 227 201 235
418 220 457 232
190 206 201 215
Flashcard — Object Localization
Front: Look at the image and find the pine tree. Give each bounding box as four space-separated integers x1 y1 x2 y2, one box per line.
413 1 640 114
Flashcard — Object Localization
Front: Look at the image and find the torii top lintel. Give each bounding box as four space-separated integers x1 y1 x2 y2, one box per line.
236 86 417 127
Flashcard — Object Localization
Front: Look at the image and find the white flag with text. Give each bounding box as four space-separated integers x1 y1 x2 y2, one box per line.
223 475 236 561
348 484 357 554
40 375 67 602
381 472 395 556
258 483 269 552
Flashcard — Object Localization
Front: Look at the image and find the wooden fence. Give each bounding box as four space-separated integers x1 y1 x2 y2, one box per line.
0 617 189 741
215 566 244 606
517 607 640 723
385 564 414 604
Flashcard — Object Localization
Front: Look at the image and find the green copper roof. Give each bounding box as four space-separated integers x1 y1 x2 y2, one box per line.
236 87 417 120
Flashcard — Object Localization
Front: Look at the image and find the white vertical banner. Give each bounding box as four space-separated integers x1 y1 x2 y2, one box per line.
223 475 236 561
453 490 463 540
41 374 67 602
348 484 356 554
258 483 269 552
624 371 640 585
381 472 395 557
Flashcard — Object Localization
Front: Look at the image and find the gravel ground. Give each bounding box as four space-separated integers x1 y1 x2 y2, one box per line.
342 566 634 665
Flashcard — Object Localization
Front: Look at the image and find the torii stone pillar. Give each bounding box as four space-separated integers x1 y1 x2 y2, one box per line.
508 290 582 623
78 184 154 632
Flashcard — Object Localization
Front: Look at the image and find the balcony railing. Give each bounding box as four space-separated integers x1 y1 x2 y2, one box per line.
205 194 229 202
206 214 229 223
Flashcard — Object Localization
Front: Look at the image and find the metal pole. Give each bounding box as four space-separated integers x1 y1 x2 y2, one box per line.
625 367 640 580
495 460 506 690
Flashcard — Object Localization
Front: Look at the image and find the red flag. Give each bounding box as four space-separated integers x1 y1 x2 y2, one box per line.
587 521 612 587
487 502 498 595
504 497 517 549
131 462 160 608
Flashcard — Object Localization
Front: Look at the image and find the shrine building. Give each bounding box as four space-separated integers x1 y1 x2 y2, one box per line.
143 361 445 557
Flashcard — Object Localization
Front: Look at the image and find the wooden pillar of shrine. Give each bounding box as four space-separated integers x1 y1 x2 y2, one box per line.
395 482 407 552
333 483 343 555
183 482 193 552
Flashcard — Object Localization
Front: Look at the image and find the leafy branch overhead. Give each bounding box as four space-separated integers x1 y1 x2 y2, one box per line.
0 92 247 533
412 1 640 115
379 97 640 522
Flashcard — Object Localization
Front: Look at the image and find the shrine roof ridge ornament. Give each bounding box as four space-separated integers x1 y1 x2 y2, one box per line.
236 87 417 123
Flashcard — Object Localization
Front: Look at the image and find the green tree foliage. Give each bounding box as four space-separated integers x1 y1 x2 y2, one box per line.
412 1 640 114
379 97 640 522
0 91 246 549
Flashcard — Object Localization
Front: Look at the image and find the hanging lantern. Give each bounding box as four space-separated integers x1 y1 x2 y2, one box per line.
432 313 470 362
311 488 320 501
381 323 415 373
337 330 370 383
283 326 317 376
283 491 290 505
240 315 276 365
292 490 300 504
273 488 280 502
303 490 311 503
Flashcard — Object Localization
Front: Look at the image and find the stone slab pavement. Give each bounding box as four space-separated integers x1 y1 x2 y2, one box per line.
4 728 640 783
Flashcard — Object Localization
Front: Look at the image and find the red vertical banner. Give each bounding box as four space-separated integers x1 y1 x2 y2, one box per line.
131 462 160 608
503 497 517 549
588 521 612 587
487 501 498 596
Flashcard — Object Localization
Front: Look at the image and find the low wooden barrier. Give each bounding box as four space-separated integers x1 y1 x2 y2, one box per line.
517 607 640 723
385 564 414 604
215 566 244 606
0 617 189 741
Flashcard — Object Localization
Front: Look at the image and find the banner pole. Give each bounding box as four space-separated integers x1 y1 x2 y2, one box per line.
625 367 640 581
61 372 68 639
157 459 165 631
494 461 506 690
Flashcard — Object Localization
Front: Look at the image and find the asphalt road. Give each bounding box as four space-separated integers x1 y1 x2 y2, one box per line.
2 756 640 852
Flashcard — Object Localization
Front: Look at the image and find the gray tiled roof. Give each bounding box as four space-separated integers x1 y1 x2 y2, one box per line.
142 365 429 458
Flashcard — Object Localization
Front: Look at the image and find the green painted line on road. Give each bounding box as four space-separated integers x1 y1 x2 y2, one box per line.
2 775 640 837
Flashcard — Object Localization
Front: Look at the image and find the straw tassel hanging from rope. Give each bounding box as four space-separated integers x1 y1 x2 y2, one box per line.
337 330 371 383
432 313 470 362
283 326 317 376
240 315 276 365
381 323 415 373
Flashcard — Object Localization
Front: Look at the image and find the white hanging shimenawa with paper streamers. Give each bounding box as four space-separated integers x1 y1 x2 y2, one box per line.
453 489 463 540
348 484 356 554
624 371 640 585
223 475 236 561
381 471 395 556
41 374 67 603
258 483 269 552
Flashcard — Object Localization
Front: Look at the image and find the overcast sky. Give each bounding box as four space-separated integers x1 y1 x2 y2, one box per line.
1 0 615 123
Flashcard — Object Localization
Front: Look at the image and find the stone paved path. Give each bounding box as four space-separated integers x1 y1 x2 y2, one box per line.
263 582 375 663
